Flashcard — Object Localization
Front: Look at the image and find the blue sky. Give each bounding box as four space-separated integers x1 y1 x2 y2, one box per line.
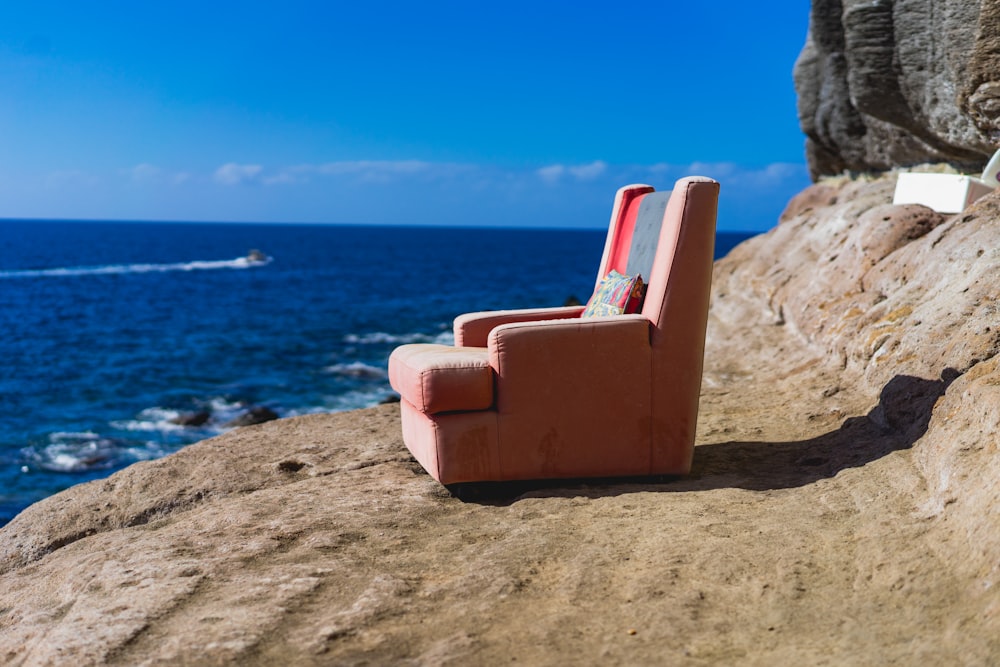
0 2 812 231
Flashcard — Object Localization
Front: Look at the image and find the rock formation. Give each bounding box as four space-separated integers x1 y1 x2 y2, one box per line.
794 0 1000 178
1 173 998 664
225 406 280 428
169 411 211 427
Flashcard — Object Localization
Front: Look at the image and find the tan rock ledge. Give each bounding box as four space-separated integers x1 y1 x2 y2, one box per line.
1 173 998 665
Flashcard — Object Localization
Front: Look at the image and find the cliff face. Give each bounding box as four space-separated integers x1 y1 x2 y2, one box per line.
795 0 1000 178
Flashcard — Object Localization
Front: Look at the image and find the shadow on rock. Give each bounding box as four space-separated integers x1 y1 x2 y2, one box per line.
679 371 958 492
448 371 957 504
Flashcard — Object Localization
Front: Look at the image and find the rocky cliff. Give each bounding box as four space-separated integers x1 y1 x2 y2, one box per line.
1 174 998 664
795 0 1000 178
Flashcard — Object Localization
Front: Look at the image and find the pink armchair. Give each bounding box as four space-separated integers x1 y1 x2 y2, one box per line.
388 176 719 485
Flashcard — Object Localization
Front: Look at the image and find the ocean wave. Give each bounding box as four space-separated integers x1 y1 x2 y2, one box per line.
343 330 454 345
110 407 190 434
324 361 387 379
287 388 396 415
17 388 392 476
0 255 271 279
20 432 132 473
110 398 248 434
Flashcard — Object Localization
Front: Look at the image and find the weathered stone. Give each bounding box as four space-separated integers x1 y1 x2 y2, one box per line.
795 0 999 178
779 182 841 221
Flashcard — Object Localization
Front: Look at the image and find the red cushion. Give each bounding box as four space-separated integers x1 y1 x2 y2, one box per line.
606 190 645 274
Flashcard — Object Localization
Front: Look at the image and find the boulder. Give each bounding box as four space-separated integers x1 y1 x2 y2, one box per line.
794 0 1000 178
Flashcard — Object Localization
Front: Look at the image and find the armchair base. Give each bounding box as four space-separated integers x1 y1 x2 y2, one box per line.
400 399 501 484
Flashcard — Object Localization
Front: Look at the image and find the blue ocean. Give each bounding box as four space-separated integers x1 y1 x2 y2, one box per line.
0 221 755 526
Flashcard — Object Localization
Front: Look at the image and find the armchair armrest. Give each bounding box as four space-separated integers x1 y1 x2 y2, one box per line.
488 314 651 400
485 314 653 478
454 305 585 347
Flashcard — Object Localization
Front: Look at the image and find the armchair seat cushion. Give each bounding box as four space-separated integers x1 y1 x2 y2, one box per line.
389 344 494 414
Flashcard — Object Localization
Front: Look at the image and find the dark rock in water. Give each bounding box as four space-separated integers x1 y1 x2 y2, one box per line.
794 0 999 178
563 295 582 307
379 394 401 404
170 411 211 427
225 406 279 428
77 455 109 468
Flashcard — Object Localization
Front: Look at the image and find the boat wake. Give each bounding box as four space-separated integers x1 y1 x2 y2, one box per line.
0 253 271 279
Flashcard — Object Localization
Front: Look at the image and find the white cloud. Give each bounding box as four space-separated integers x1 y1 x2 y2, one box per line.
537 160 608 184
536 164 565 183
685 161 736 177
568 160 607 180
270 160 473 186
314 160 432 176
120 164 194 186
8 158 809 230
44 170 100 188
680 161 807 186
127 163 161 182
214 163 263 185
757 162 807 184
262 172 296 186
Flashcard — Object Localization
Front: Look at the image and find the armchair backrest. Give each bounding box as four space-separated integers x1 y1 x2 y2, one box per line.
597 177 720 470
596 184 655 282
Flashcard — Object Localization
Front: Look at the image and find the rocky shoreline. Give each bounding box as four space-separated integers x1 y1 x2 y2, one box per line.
1 172 997 665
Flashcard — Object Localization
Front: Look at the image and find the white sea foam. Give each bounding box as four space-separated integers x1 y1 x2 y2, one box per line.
0 255 271 279
282 388 395 416
19 429 186 474
124 441 173 462
323 388 395 412
343 330 454 345
22 432 124 472
49 430 100 440
324 361 388 379
205 397 249 424
110 407 189 433
110 398 247 434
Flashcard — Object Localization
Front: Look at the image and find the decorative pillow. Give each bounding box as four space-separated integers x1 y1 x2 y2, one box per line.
581 270 646 317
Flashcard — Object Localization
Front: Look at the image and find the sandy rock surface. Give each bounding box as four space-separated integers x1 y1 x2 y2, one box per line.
2 174 999 665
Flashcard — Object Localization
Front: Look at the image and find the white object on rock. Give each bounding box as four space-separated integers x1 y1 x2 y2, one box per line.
892 148 1000 213
981 147 1000 186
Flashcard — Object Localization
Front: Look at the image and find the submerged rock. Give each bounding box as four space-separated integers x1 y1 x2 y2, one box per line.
224 406 279 427
169 410 211 427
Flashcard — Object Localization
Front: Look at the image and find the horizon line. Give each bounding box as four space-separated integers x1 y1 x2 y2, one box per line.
0 216 769 234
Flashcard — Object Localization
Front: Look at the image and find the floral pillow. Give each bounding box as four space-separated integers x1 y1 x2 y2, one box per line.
581 270 646 317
